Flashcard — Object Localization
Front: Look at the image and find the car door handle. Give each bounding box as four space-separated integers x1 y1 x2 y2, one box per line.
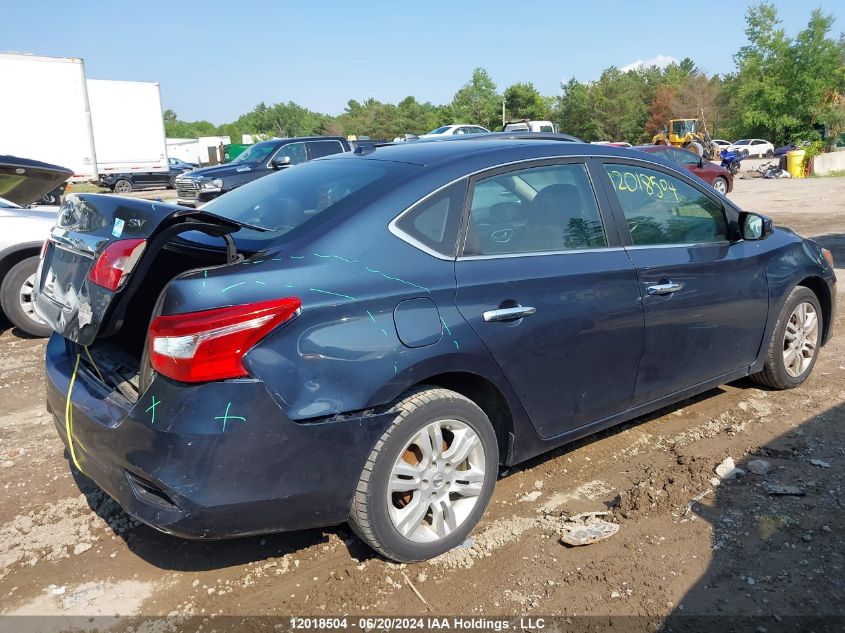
483 306 537 322
647 281 684 296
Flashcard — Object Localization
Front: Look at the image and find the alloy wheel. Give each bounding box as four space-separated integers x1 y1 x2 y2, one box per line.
713 178 727 194
387 419 486 543
19 272 45 325
783 301 818 378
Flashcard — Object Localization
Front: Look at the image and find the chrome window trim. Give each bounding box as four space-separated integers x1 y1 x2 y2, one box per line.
458 246 625 261
625 240 732 250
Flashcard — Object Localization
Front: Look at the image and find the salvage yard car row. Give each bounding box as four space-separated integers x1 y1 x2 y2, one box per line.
20 134 836 562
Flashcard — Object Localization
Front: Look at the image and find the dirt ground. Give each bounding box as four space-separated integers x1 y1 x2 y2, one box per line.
0 176 843 629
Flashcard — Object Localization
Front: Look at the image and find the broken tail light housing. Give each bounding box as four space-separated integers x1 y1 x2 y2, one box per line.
88 238 146 291
149 297 301 383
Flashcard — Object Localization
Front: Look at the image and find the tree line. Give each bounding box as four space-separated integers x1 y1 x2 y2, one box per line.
165 4 845 147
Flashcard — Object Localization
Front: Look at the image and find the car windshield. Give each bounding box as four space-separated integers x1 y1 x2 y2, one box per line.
671 120 696 136
734 139 750 145
0 196 20 209
426 126 451 135
202 158 414 234
231 143 276 164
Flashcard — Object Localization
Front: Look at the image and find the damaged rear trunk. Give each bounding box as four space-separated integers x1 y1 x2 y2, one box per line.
33 194 259 401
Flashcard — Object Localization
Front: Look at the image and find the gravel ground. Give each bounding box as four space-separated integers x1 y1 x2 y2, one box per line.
0 176 843 628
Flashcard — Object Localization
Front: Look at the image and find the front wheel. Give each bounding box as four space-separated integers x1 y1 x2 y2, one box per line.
712 177 728 194
686 140 704 157
751 286 822 389
348 387 499 562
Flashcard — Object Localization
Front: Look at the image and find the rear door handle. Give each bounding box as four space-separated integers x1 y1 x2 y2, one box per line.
483 306 537 322
647 281 684 296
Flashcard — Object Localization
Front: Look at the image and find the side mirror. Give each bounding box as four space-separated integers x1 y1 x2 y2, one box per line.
698 157 705 168
739 212 773 241
271 155 292 170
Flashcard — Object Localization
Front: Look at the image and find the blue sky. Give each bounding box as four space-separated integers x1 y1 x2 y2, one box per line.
2 1 842 124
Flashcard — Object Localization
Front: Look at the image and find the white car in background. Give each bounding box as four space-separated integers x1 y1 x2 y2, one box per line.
712 139 732 151
419 124 490 138
0 156 71 336
727 138 775 158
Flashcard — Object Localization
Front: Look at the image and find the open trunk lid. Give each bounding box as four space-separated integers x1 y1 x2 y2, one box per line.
33 193 246 346
0 155 73 206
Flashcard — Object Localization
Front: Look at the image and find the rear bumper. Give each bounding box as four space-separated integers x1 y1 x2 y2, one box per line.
45 334 394 538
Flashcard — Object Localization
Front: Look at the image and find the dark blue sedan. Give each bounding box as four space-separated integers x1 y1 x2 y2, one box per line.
32 135 836 562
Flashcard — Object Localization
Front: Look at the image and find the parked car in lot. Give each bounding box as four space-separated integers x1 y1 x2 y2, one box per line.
0 156 72 336
727 138 775 158
773 141 811 157
636 144 734 194
32 135 835 562
175 136 350 207
100 162 194 194
419 125 490 138
711 139 731 151
168 157 198 170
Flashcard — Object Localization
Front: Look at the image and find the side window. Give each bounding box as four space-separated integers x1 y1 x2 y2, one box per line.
394 181 466 257
307 140 344 160
604 163 728 246
274 142 307 165
671 149 700 166
465 163 607 256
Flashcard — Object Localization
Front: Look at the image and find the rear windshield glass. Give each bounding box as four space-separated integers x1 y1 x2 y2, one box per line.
202 158 411 233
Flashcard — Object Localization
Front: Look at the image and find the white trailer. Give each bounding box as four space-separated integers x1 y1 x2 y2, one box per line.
86 79 168 175
0 53 98 181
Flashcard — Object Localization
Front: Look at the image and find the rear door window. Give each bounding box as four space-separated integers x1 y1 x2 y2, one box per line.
307 140 345 159
465 163 607 255
603 163 728 245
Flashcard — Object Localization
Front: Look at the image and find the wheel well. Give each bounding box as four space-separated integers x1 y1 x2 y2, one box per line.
0 246 40 287
418 372 513 464
798 276 833 344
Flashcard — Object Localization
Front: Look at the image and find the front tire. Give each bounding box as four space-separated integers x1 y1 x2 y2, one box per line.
712 176 728 194
765 149 774 158
751 286 822 389
348 387 499 562
687 140 704 157
0 256 52 337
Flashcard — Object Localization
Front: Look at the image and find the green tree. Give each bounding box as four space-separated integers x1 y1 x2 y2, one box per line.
732 3 843 143
503 82 548 121
450 67 501 130
552 78 601 140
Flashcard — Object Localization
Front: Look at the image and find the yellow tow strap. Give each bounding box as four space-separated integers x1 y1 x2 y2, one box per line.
65 352 84 473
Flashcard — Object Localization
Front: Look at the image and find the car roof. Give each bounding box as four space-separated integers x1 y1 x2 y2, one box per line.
320 134 681 171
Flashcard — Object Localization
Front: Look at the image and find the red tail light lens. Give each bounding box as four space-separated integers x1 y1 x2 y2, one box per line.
88 238 146 291
149 297 301 383
40 239 50 260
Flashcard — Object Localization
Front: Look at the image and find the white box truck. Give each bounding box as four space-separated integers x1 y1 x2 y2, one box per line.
86 79 168 175
0 53 98 181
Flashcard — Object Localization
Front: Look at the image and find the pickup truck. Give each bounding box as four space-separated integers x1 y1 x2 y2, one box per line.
502 119 557 133
175 136 350 207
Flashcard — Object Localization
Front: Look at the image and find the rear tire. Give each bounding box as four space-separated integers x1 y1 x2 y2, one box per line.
1 256 52 337
765 149 774 158
114 179 133 194
751 286 822 390
348 387 498 562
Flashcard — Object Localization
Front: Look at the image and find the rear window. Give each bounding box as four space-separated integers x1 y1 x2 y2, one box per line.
202 159 411 234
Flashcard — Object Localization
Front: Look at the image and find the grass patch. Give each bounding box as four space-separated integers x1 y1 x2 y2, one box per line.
67 183 109 193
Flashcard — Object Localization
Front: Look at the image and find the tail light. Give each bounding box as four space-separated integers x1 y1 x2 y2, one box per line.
39 239 50 260
89 238 146 291
149 297 301 383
